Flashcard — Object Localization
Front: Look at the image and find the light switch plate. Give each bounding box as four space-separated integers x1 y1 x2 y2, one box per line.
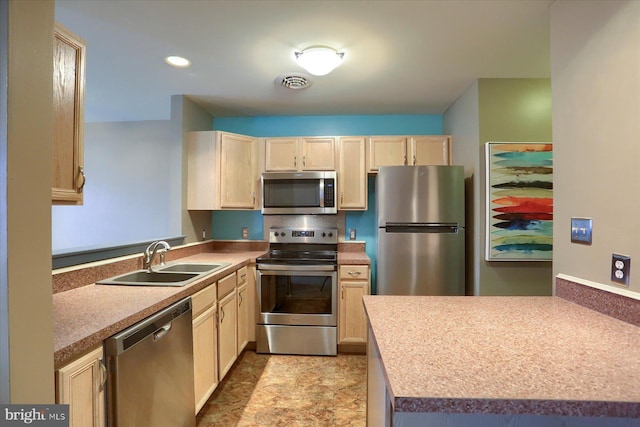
242 227 248 239
611 253 630 286
571 217 592 244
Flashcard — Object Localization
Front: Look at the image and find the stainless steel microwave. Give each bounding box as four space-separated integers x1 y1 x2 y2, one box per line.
261 171 337 215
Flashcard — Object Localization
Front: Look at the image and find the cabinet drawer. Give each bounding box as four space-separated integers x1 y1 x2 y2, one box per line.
236 266 248 286
217 272 237 298
192 283 217 318
339 265 369 281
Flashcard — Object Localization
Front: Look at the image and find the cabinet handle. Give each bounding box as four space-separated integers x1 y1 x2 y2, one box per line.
413 155 416 165
78 166 86 193
303 156 306 167
403 155 407 165
340 192 344 204
239 293 243 306
241 273 246 280
341 285 344 299
252 192 256 205
294 156 297 167
348 271 361 277
99 358 107 392
220 307 225 323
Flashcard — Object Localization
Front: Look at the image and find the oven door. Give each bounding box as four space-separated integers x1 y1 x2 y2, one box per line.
257 268 337 327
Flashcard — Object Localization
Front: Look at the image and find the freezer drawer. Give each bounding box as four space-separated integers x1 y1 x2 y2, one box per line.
377 229 465 296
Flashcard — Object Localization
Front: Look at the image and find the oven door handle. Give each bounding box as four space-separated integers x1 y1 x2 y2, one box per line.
257 264 336 272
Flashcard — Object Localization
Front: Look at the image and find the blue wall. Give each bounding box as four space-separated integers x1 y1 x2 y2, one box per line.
214 114 442 137
212 114 443 293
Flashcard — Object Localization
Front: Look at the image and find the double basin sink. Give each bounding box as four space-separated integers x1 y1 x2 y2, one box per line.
97 262 231 287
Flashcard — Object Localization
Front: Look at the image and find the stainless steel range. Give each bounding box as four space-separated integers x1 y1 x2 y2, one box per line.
256 226 338 356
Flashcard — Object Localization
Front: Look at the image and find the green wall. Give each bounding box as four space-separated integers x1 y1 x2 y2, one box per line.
477 78 553 295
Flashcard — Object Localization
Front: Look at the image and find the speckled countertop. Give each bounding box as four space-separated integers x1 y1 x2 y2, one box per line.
53 251 265 368
363 296 640 418
54 243 369 369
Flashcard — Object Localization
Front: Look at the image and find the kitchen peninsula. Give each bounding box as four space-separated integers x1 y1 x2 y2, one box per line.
364 295 640 427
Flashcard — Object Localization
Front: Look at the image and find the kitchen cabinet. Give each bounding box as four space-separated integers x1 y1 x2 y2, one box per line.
236 266 249 354
337 137 367 210
217 272 238 380
56 346 105 427
191 284 218 414
264 137 336 171
52 23 86 205
187 131 258 210
367 135 452 171
338 265 370 345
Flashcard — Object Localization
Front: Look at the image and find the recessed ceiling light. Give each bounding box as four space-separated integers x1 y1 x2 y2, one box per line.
165 56 191 68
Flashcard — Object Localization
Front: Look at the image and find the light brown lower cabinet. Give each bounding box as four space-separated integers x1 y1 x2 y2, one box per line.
237 283 249 355
338 265 370 345
56 345 106 427
218 273 238 380
193 303 218 414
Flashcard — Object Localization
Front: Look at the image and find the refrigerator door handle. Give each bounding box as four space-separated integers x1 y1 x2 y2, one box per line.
384 223 460 233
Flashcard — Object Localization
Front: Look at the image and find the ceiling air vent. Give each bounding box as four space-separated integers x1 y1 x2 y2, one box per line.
277 74 313 90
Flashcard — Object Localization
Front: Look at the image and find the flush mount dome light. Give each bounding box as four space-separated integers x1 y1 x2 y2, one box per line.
165 55 191 68
294 46 344 76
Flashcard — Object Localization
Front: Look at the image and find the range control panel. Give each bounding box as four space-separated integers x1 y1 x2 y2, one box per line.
269 227 338 244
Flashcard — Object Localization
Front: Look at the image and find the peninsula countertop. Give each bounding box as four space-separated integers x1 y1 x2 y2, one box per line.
363 295 640 418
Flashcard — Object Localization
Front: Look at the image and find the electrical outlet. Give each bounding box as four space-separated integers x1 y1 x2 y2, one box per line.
611 253 630 286
349 228 356 240
571 217 592 244
242 227 248 239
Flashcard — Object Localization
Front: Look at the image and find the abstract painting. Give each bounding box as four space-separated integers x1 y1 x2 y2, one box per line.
485 142 553 261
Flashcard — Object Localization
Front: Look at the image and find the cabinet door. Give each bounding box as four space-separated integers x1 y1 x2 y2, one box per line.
193 304 218 414
218 291 237 380
338 137 367 210
338 265 370 345
411 136 452 165
368 137 407 171
301 137 336 170
52 24 86 205
237 284 249 354
220 132 257 208
56 346 105 427
264 138 298 171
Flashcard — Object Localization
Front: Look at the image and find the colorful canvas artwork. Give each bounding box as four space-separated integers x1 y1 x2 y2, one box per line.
485 142 553 261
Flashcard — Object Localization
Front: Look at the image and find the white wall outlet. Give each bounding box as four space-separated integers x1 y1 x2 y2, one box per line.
571 217 592 244
349 228 356 240
242 227 248 239
611 253 630 286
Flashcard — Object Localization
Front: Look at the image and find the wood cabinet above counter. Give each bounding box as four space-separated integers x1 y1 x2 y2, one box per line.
53 23 86 205
186 130 451 211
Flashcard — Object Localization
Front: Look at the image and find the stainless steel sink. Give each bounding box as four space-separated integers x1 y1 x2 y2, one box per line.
96 262 231 287
97 270 200 287
157 262 230 274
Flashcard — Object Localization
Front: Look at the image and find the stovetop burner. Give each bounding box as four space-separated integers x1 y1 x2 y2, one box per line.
257 227 338 270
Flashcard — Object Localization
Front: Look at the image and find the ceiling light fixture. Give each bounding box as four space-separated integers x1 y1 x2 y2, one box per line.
165 56 191 68
294 46 344 76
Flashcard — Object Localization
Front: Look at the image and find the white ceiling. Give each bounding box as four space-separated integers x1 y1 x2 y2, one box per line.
55 0 553 123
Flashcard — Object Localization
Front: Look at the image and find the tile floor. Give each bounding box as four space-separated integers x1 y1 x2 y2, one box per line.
196 351 367 426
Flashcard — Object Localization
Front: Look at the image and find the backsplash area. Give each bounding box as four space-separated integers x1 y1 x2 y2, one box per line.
556 275 640 327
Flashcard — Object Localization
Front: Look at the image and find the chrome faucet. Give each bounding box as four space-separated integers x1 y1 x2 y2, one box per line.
143 240 171 272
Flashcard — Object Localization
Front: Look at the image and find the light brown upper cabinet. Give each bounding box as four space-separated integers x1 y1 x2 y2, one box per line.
337 137 367 210
53 23 86 205
264 137 336 171
187 131 258 210
367 135 452 172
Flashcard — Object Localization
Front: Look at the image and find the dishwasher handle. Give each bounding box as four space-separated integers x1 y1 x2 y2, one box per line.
153 323 172 341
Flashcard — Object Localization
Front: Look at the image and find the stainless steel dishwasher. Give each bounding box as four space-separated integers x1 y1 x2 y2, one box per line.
105 297 195 427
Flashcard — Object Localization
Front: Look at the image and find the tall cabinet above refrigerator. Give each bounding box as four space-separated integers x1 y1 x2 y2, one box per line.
376 165 465 296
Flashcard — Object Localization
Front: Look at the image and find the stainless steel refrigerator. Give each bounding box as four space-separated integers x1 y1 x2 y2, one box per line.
376 165 465 295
